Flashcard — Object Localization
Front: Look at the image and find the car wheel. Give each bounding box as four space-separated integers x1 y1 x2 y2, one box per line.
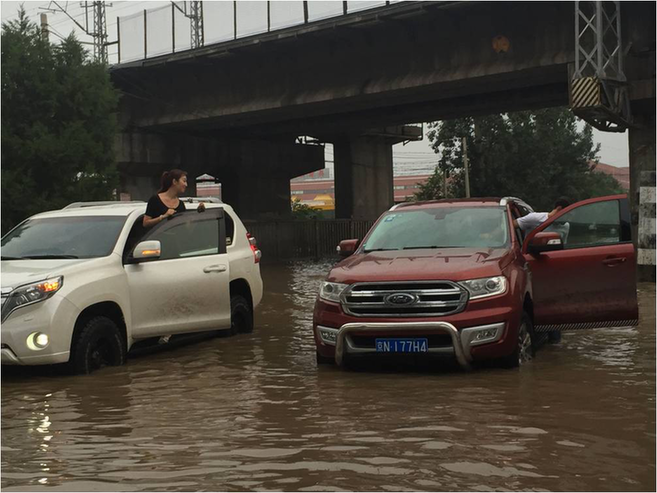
231 295 253 334
316 351 334 365
500 312 535 369
70 316 126 374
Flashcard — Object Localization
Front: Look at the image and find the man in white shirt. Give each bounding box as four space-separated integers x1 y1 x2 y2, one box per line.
513 198 570 234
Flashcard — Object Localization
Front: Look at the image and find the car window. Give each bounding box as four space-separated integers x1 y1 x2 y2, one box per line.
361 207 509 251
225 212 235 246
1 216 126 259
122 216 147 259
147 217 220 260
544 200 620 249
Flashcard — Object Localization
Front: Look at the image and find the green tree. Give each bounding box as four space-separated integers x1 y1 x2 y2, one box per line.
1 9 120 234
415 108 624 210
291 199 321 220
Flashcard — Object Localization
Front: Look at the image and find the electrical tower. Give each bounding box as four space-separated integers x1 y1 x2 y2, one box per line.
43 1 112 64
570 1 631 132
189 1 204 49
92 1 109 64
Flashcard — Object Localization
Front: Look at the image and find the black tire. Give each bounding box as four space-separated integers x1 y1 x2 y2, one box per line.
70 316 126 374
316 351 334 365
499 312 535 369
231 295 253 334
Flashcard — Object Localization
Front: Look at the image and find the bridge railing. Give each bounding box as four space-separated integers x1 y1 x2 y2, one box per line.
243 219 375 260
117 1 395 64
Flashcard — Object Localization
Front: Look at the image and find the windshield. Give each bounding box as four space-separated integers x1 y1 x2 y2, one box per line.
361 207 510 252
1 216 127 260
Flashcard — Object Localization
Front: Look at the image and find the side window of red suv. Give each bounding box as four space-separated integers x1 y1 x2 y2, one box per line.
544 200 621 249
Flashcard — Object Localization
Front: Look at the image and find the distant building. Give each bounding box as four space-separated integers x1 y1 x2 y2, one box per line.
196 162 628 207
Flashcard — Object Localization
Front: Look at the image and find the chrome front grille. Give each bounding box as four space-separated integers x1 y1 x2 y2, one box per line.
341 281 468 317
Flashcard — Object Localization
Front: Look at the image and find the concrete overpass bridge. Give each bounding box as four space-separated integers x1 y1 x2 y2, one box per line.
111 1 655 264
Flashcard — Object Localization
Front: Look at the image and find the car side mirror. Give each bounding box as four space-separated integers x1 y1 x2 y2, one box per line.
337 239 359 257
129 240 162 263
528 232 564 255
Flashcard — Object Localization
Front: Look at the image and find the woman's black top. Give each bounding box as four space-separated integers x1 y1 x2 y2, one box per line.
145 194 186 219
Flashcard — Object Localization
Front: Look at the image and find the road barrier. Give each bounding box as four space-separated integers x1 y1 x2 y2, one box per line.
243 219 374 260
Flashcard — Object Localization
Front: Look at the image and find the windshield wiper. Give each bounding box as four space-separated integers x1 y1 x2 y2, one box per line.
363 248 399 253
403 246 445 250
22 254 79 259
1 256 24 260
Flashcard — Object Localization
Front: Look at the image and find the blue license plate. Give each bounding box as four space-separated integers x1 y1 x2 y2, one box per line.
375 338 428 353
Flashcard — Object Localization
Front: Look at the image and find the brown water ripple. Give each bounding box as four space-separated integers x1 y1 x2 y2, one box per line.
2 261 654 491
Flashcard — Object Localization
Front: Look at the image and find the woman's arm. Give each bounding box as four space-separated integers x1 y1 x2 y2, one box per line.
143 208 176 228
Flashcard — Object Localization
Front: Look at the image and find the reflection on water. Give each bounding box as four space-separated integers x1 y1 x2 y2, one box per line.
2 260 655 491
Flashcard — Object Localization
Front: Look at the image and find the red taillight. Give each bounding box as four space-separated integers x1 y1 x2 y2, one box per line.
247 233 261 263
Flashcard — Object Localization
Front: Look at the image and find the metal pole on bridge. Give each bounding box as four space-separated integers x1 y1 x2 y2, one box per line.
462 137 471 198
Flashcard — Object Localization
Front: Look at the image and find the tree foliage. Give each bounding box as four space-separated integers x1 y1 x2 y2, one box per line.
291 199 321 220
415 108 624 211
1 9 120 234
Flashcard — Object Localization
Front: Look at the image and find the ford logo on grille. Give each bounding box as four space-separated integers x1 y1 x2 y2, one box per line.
384 293 417 306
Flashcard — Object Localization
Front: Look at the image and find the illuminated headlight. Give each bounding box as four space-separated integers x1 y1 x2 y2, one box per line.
27 332 50 351
460 276 507 300
319 282 348 303
1 276 63 322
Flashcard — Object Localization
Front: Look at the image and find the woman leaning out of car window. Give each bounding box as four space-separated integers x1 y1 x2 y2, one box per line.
143 169 205 228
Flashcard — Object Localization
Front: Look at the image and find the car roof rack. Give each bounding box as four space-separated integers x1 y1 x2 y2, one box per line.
180 197 223 204
63 201 146 209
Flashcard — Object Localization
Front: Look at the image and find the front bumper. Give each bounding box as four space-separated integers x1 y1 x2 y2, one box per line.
317 321 506 369
1 294 78 365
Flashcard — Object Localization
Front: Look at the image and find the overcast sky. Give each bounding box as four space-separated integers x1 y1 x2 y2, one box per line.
2 0 630 170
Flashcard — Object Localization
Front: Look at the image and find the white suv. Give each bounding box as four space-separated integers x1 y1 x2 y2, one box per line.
1 198 263 374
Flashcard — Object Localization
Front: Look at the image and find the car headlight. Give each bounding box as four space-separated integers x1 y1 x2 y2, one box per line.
460 276 507 300
319 281 348 303
1 276 63 322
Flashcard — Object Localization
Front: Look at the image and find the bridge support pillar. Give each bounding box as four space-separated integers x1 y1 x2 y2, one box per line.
116 132 324 219
333 136 394 220
629 113 656 282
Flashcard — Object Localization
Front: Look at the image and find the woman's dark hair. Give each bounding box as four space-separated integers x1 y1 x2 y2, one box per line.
159 169 187 193
554 197 571 209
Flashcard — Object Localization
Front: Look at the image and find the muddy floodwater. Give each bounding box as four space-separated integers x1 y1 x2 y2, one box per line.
2 260 655 492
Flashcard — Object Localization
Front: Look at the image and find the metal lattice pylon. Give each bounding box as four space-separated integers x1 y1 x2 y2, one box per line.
189 1 204 49
571 1 631 132
92 1 109 64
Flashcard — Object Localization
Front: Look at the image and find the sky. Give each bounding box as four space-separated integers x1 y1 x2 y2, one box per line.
2 0 630 171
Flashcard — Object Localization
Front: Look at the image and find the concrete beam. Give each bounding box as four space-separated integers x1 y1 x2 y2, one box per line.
116 131 325 218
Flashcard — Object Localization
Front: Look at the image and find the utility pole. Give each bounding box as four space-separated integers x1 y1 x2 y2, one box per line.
42 1 113 64
189 1 204 49
442 162 448 199
92 1 108 64
40 13 49 41
462 137 471 198
171 1 205 49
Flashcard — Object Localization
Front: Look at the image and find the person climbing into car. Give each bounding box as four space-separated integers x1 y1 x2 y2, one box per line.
143 169 205 228
513 197 570 234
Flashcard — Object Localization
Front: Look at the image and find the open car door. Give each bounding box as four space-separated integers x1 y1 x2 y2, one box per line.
523 195 638 332
125 208 231 338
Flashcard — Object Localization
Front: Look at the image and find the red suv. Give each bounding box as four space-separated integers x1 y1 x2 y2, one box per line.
313 195 638 369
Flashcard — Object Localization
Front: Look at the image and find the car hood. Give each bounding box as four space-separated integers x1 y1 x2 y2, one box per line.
327 248 513 284
1 259 93 290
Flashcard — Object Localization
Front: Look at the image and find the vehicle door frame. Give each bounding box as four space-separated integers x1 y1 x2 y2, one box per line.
123 208 230 338
522 194 638 331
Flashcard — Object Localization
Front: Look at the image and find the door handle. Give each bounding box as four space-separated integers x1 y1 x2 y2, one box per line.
203 264 227 273
602 257 627 267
